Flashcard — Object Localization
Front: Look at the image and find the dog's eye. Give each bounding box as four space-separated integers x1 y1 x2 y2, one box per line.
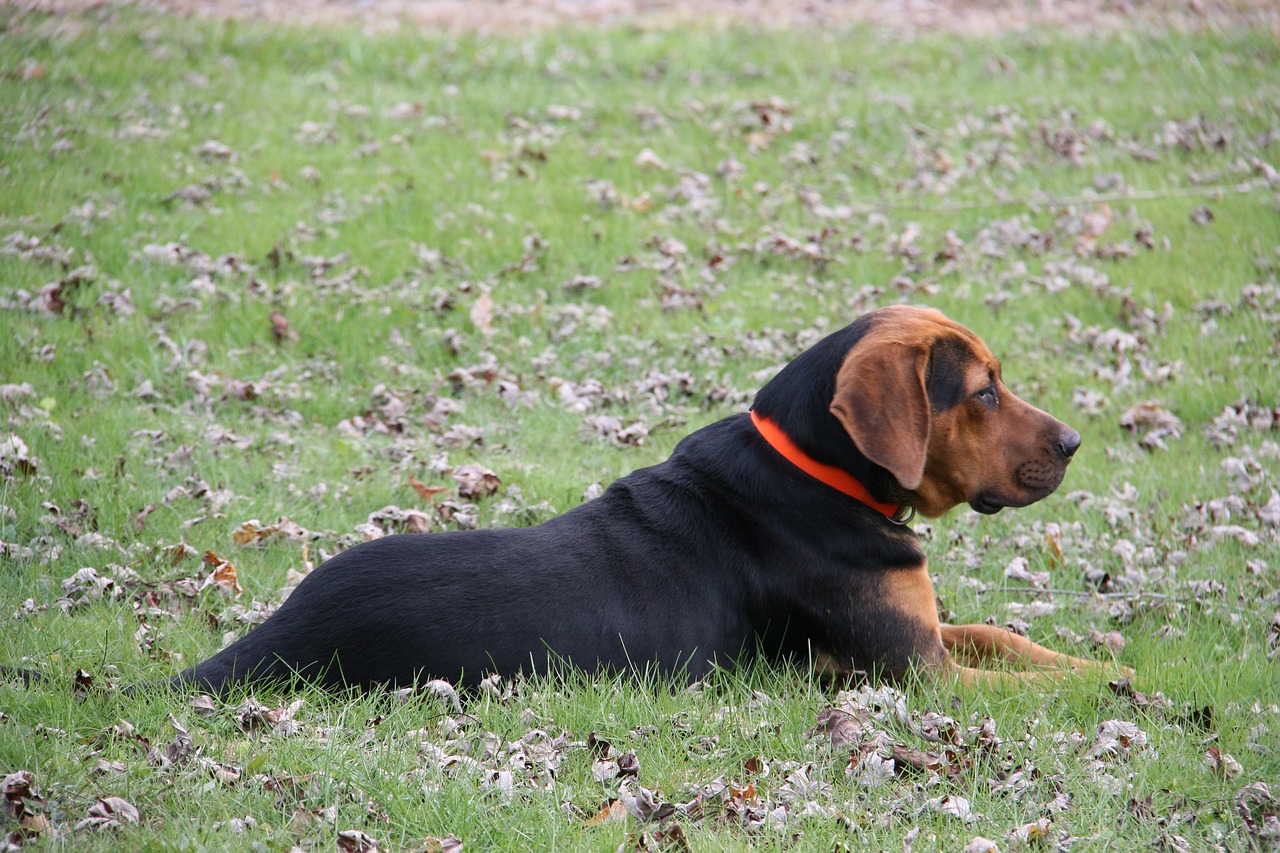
975 384 999 407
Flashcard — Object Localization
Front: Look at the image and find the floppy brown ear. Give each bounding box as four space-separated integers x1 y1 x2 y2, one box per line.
829 342 930 490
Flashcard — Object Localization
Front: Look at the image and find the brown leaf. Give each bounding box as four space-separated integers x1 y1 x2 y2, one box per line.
409 476 448 501
162 542 199 565
19 810 50 836
1235 781 1279 840
13 60 46 81
422 837 464 853
73 668 97 696
1 771 35 803
586 799 628 826
0 435 38 479
451 464 500 499
132 504 157 532
367 504 435 534
237 698 304 734
617 750 640 779
201 758 243 785
634 148 668 171
337 829 381 852
593 758 620 784
655 823 689 852
1119 400 1183 451
809 707 866 748
1088 629 1127 654
201 551 243 597
889 744 969 780
1205 746 1243 779
231 517 312 546
587 732 612 759
1 770 48 843
269 310 299 344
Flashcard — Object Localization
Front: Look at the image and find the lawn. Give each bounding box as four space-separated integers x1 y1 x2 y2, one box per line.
1 4 1278 850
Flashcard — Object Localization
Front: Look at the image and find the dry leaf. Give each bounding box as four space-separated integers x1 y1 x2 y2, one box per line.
470 291 494 335
201 551 243 597
74 796 139 831
1205 746 1243 779
269 310 299 344
337 829 381 852
586 799 629 826
409 475 448 501
451 464 500 499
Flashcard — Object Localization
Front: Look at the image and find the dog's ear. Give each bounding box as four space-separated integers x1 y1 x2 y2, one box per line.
829 341 930 490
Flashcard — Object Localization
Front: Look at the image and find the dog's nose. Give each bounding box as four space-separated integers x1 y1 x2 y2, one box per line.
1056 428 1082 459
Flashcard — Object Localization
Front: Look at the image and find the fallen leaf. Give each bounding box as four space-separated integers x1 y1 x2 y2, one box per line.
450 464 500 499
269 310 299 344
163 714 195 765
470 291 494 335
74 796 139 831
1010 818 1053 845
1235 781 1280 842
337 829 381 852
655 822 690 852
132 504 157 532
1 770 49 840
1204 746 1243 779
586 799 628 826
201 551 243 597
634 148 668 171
1190 204 1215 225
408 476 448 501
809 706 867 748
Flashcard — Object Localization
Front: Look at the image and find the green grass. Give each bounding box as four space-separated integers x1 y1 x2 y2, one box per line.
2 6 1278 850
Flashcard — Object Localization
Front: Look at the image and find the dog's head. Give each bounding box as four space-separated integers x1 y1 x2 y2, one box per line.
830 305 1080 518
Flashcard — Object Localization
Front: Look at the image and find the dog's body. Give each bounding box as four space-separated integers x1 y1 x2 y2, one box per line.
176 412 917 691
164 305 1115 694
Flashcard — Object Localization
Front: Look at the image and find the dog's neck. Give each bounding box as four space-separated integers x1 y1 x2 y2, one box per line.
750 317 913 512
750 410 903 519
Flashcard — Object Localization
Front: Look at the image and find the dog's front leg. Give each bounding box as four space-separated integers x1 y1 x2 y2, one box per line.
940 623 1134 683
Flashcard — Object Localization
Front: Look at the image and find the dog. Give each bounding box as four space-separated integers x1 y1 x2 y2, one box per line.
10 305 1121 694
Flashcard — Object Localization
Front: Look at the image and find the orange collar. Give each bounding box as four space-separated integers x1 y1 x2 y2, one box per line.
750 410 903 518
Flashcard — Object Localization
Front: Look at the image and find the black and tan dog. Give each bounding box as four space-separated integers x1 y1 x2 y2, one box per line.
145 304 1119 694
9 305 1121 693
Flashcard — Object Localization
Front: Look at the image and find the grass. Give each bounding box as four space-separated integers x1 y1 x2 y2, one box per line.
1 5 1279 850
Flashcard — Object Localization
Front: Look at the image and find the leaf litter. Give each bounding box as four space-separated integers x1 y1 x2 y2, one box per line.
1 3 1278 851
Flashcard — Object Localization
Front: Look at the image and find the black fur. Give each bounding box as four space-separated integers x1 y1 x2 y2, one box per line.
168 312 940 693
